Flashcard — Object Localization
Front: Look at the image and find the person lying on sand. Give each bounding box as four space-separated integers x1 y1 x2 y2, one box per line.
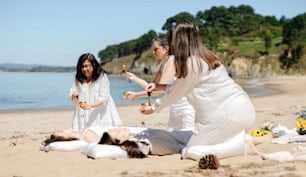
42 124 271 159
42 126 193 157
42 126 225 169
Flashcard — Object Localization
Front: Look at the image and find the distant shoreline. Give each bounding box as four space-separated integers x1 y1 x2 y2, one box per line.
0 63 75 73
0 71 75 73
0 104 140 113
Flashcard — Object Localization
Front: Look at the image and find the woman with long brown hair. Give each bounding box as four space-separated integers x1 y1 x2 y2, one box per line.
141 21 261 160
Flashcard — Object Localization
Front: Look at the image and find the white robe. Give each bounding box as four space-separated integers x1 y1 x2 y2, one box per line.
154 56 256 159
70 74 122 132
162 56 195 130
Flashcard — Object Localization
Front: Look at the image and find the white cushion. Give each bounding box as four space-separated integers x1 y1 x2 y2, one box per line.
80 143 128 159
40 140 88 152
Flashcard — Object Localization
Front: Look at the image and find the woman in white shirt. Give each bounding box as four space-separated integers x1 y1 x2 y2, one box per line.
141 22 261 160
122 35 195 131
70 53 122 132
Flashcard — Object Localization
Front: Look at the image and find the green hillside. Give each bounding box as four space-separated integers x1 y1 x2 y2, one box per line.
99 5 306 78
102 34 306 77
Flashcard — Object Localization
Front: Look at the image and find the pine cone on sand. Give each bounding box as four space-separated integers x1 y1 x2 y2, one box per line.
198 154 220 169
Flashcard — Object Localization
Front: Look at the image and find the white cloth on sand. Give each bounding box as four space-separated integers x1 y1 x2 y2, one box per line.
270 124 306 144
262 145 306 162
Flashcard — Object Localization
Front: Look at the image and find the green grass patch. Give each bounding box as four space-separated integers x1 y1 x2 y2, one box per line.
238 36 282 55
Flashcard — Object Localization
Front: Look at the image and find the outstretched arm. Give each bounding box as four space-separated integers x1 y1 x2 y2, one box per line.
122 71 149 89
123 90 164 101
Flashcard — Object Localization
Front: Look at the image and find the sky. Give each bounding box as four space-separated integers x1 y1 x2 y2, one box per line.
0 0 305 67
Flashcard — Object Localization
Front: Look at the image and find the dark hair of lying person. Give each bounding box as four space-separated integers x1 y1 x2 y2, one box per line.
42 134 79 146
98 132 146 158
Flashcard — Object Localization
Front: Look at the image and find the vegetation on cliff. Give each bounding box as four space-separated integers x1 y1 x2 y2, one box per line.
99 5 306 78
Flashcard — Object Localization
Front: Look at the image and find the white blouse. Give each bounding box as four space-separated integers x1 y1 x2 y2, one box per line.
70 74 122 132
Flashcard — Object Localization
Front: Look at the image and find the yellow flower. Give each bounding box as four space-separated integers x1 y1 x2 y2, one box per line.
296 117 306 130
302 120 306 126
250 128 272 137
251 129 261 136
296 110 306 134
298 117 304 123
296 120 302 129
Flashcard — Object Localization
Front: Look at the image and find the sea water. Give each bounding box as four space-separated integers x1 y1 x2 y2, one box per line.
0 72 278 111
0 72 147 111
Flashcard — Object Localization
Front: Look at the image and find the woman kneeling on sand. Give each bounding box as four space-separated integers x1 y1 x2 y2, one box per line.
140 21 265 160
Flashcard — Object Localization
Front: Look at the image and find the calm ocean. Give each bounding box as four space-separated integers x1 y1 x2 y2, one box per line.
0 72 278 111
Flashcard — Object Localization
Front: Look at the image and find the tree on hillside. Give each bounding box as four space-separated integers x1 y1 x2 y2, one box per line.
258 25 275 55
134 30 157 55
117 40 137 57
196 5 264 48
264 15 280 26
131 30 157 68
98 30 157 65
279 15 288 26
263 31 272 54
98 45 118 64
196 6 228 49
280 13 306 71
161 12 200 31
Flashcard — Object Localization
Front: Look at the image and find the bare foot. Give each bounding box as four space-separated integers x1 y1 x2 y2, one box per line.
246 141 262 156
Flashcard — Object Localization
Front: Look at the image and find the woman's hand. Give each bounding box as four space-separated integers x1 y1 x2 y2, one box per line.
122 71 135 81
79 102 87 109
71 90 79 97
71 90 79 103
140 105 154 115
123 91 138 101
79 102 93 109
146 83 156 92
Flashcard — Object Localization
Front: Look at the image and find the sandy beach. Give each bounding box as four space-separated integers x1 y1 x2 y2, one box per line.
1 75 306 177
